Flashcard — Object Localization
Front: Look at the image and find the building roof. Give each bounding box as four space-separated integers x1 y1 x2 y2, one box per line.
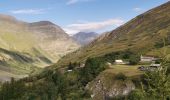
150 64 161 67
141 55 159 58
115 60 123 63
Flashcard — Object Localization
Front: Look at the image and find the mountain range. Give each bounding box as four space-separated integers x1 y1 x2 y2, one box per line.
0 14 79 80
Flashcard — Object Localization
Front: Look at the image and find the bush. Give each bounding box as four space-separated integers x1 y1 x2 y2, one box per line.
68 62 74 70
129 55 140 65
128 90 144 100
79 57 106 86
115 73 127 81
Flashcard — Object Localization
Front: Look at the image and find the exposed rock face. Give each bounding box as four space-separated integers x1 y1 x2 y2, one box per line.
107 81 135 97
86 72 135 100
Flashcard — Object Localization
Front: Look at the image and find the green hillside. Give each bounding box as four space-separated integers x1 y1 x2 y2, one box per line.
57 1 170 66
0 18 43 75
0 2 170 100
0 14 79 80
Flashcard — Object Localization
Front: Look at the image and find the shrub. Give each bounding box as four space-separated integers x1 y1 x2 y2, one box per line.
79 57 106 86
128 90 144 100
68 62 74 70
115 73 127 81
129 55 140 65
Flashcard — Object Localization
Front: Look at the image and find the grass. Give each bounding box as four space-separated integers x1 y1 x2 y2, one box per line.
107 65 143 77
0 47 51 77
0 16 80 76
146 46 170 57
0 22 55 75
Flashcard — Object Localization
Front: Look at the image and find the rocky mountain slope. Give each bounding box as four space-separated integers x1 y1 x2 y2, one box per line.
72 32 99 45
57 1 170 66
0 14 79 79
27 21 79 61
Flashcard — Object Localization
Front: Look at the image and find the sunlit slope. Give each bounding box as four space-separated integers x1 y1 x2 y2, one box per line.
0 16 51 74
28 21 80 61
0 14 79 75
57 1 170 66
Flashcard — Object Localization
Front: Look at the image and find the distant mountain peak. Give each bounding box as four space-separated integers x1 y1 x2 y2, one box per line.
74 31 98 36
78 31 97 34
29 21 56 26
72 32 99 45
0 14 16 20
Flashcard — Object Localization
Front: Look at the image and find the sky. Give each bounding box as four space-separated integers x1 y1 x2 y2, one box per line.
0 0 169 35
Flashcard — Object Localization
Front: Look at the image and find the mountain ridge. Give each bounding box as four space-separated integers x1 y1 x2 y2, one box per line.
0 14 80 80
57 1 170 66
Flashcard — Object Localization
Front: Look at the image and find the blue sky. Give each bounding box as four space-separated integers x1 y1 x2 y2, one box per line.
0 0 169 35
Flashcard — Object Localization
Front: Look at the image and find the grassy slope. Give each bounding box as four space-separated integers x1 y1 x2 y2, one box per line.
57 1 170 66
0 17 53 77
106 65 142 77
146 46 170 56
0 15 80 81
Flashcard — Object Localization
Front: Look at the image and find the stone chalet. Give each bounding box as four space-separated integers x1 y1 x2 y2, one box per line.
140 55 159 62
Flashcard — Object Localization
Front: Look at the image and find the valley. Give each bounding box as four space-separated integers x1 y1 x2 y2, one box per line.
0 14 80 81
0 1 170 100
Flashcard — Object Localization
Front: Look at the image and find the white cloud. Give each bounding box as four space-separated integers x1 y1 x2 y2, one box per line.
133 7 143 12
63 18 124 35
10 9 46 14
66 0 92 5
